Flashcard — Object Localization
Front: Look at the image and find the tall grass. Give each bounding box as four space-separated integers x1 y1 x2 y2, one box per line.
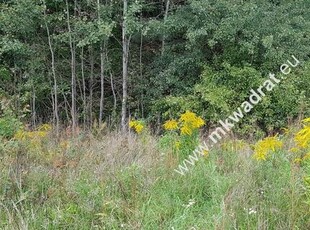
1 127 310 229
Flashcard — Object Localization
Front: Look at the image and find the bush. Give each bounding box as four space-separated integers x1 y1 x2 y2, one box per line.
0 111 22 139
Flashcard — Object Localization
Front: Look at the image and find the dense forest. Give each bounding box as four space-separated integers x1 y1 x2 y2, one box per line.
1 0 309 135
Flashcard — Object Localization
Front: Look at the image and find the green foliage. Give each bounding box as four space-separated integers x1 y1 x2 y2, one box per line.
0 66 10 81
195 64 263 120
154 60 310 136
303 160 310 211
0 0 309 132
0 110 22 138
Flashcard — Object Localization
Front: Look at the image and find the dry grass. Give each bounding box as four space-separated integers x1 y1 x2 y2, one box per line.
1 129 310 229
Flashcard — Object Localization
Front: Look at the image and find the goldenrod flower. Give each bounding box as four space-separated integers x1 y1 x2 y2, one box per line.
13 125 51 150
37 131 48 138
135 124 144 134
14 130 26 141
202 149 209 157
163 119 178 130
253 136 283 161
180 111 196 122
289 147 300 153
295 124 310 149
179 111 205 135
129 120 144 134
129 120 136 128
281 127 289 135
180 125 192 135
192 117 205 129
302 117 310 123
294 158 302 164
175 141 181 149
38 124 52 132
179 111 205 128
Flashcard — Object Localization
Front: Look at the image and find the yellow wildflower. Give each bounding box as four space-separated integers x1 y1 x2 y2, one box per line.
14 130 26 141
163 119 178 130
281 127 289 135
302 117 310 123
295 125 310 149
36 131 48 138
13 125 51 150
192 116 205 129
129 120 144 134
178 111 205 135
179 111 205 128
38 124 52 132
135 124 144 134
253 136 283 161
180 111 197 123
202 149 209 157
175 141 181 150
235 140 248 151
180 125 192 136
289 147 300 153
294 158 302 164
254 151 267 161
129 120 136 128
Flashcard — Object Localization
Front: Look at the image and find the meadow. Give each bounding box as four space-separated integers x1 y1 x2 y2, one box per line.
1 1 310 229
1 115 310 230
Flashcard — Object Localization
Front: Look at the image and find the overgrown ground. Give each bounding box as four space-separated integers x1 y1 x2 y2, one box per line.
1 123 310 230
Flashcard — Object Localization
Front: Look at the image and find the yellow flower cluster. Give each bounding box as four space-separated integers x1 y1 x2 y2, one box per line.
129 120 144 134
14 124 52 149
180 125 193 136
294 118 310 149
14 124 51 141
180 110 205 130
202 149 209 157
163 111 205 136
163 119 178 130
253 136 283 161
38 124 52 132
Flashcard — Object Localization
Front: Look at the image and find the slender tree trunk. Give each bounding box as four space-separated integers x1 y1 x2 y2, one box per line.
161 0 170 55
97 0 105 125
110 71 117 118
62 92 70 123
80 47 86 129
66 0 77 133
121 0 129 132
44 2 59 135
99 42 105 124
31 83 36 128
139 21 144 118
89 46 94 127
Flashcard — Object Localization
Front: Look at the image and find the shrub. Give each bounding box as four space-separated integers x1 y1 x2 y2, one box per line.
0 110 22 139
160 111 205 158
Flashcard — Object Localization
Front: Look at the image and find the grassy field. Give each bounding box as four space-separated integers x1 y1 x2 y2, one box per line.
1 122 310 230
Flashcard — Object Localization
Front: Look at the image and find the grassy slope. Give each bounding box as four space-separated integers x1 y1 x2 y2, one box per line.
1 131 310 230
